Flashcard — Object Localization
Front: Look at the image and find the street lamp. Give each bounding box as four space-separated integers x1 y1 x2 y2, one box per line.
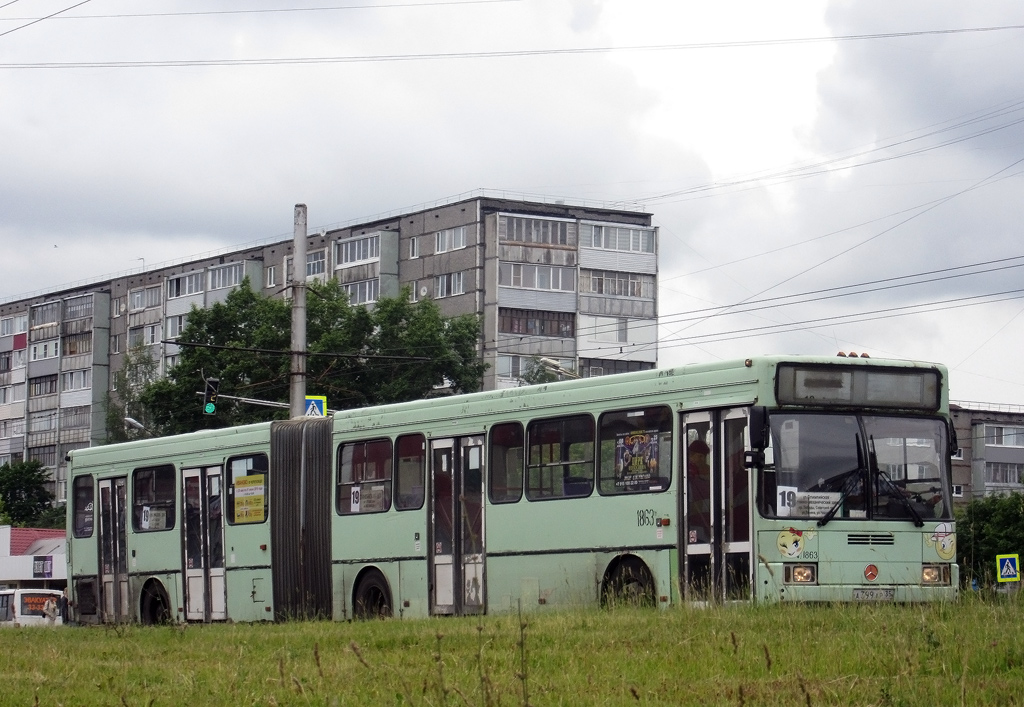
124 417 153 437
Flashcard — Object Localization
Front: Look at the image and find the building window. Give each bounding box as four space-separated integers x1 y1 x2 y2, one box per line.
29 375 58 397
129 286 162 311
0 418 24 438
496 354 575 381
581 315 628 343
985 462 1024 485
30 302 60 327
128 326 159 347
61 406 91 429
0 317 11 336
498 308 574 338
62 369 92 391
580 270 655 299
435 226 467 253
409 237 420 259
499 216 570 246
165 354 179 372
167 273 204 299
28 411 57 433
12 349 25 369
410 280 421 302
307 250 326 278
337 235 380 265
580 223 656 253
434 272 465 298
28 445 57 467
110 334 122 355
64 296 93 320
209 263 243 290
166 315 187 339
0 386 9 404
0 351 9 373
343 279 380 305
63 332 92 356
265 265 277 288
13 314 28 334
986 426 1024 447
30 340 59 361
498 263 576 292
579 358 654 378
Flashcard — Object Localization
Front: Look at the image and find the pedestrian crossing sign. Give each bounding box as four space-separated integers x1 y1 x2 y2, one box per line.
996 554 1020 583
304 395 327 417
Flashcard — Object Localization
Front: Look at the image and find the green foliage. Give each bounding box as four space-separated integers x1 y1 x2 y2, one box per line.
956 492 1024 585
105 342 161 442
0 459 55 526
141 279 486 435
33 503 67 530
4 603 1024 704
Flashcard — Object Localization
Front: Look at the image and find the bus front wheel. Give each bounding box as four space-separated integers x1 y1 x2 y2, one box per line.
140 581 171 625
353 570 392 620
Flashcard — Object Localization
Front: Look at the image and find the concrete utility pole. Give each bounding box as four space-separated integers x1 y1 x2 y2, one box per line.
290 204 308 418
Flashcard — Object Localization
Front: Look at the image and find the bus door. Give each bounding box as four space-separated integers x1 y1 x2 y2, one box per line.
183 466 226 621
429 436 485 616
97 477 129 622
682 409 752 601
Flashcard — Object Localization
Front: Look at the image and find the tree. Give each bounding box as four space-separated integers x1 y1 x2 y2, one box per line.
141 278 487 434
956 492 1024 586
105 342 160 442
0 460 55 526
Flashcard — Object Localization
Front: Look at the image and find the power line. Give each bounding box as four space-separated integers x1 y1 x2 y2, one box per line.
4 24 1024 69
0 0 520 21
0 0 90 39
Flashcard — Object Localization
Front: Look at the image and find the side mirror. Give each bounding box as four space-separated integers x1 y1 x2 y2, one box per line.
748 406 769 450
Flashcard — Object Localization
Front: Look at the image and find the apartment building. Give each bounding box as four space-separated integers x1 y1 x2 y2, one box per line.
0 193 659 499
951 403 1024 499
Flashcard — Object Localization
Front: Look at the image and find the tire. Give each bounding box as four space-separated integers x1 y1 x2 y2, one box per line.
603 557 655 608
140 582 172 625
353 571 392 620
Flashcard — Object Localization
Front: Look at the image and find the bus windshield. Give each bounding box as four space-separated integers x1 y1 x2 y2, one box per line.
766 412 951 523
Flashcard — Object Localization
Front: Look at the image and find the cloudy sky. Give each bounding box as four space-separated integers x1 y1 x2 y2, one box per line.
2 0 1023 404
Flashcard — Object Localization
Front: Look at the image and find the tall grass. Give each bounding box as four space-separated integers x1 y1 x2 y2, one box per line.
4 595 1024 705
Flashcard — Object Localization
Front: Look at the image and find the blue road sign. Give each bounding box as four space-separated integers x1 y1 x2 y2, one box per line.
304 395 327 417
996 553 1020 583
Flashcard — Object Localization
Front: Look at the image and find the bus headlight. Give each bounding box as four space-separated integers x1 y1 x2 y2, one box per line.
921 564 951 585
784 564 817 584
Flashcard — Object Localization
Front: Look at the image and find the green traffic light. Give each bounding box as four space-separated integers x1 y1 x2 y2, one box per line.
204 402 216 414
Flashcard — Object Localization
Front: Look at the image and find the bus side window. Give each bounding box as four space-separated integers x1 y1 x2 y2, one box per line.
337 439 393 515
226 454 269 525
526 415 595 500
394 434 426 511
132 465 176 532
597 406 672 495
489 422 524 503
72 475 94 538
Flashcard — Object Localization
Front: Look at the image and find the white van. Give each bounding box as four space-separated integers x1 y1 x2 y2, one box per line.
0 589 64 627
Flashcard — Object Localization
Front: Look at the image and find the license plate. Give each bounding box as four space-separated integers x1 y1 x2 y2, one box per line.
852 587 895 601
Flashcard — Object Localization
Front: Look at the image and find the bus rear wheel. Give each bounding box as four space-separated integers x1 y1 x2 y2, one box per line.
141 581 171 625
353 570 392 620
603 557 655 608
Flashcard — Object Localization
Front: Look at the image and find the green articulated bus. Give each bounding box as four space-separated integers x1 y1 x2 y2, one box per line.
66 354 959 624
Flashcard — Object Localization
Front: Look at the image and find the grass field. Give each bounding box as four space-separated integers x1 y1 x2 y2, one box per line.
4 596 1024 706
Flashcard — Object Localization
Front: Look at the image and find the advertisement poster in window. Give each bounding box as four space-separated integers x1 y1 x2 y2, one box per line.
615 430 658 489
234 475 266 523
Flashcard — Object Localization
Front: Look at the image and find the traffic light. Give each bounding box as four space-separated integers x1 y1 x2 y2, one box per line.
203 378 220 415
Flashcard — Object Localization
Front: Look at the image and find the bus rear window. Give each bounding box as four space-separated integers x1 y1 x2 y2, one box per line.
132 465 176 532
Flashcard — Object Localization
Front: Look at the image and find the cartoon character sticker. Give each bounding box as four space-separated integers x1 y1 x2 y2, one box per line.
777 527 816 558
927 522 956 561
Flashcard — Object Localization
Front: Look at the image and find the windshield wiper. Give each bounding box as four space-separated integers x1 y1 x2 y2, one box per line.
817 466 865 527
868 435 924 527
